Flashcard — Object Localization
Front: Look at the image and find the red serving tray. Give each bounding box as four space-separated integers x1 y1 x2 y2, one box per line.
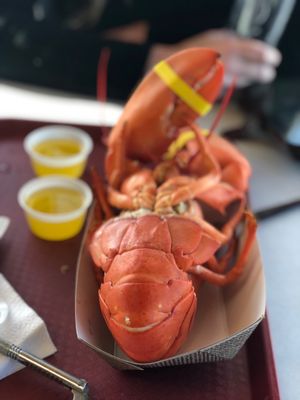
0 119 280 400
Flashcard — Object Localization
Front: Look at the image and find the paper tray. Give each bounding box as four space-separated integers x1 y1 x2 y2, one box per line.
0 118 280 399
75 206 265 369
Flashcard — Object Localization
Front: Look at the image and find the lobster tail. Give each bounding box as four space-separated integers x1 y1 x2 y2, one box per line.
100 276 196 362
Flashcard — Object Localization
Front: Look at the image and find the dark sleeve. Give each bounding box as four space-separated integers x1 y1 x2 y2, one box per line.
102 40 151 102
277 0 300 78
0 26 151 102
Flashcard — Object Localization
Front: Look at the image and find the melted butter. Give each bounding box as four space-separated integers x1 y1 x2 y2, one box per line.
26 187 84 214
34 139 81 158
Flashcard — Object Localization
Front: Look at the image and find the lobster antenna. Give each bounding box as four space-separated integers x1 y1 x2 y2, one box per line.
97 47 111 102
97 47 111 142
207 77 236 137
90 166 113 220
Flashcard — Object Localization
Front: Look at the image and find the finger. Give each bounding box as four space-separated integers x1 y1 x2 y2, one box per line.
233 38 282 66
224 56 277 84
223 74 251 88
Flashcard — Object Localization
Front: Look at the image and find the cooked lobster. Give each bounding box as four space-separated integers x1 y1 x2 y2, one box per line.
89 48 257 363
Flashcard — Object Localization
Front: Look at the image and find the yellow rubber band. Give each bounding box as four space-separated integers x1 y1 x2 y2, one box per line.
163 129 209 160
154 60 212 116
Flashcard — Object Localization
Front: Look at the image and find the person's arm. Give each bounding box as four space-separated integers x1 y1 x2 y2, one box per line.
145 29 282 88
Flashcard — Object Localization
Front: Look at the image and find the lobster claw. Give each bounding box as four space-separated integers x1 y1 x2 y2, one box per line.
167 47 223 104
161 48 224 126
190 47 224 105
105 48 224 188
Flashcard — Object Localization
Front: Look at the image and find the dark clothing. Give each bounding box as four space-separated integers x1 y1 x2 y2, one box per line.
0 0 299 102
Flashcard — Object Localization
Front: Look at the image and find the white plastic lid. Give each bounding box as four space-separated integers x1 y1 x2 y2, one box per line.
24 125 94 167
18 176 93 223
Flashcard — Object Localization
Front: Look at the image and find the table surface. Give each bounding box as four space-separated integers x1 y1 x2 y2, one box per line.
236 139 300 400
0 81 299 400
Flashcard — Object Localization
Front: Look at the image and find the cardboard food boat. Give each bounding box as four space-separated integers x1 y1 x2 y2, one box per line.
75 206 265 370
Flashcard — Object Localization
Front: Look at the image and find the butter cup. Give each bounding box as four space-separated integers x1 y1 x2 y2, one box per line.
24 125 93 178
18 176 93 241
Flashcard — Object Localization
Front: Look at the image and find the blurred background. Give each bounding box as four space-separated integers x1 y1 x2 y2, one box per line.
0 2 298 105
1 0 300 137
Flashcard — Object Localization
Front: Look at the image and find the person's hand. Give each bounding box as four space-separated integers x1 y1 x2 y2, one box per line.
101 21 149 44
146 29 282 88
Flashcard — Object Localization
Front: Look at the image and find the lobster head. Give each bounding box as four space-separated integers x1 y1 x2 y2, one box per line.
156 47 224 127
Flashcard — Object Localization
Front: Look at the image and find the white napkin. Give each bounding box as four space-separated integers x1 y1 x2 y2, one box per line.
0 273 57 379
0 216 10 239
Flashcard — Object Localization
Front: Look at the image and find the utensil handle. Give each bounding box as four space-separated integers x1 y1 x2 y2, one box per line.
0 339 88 394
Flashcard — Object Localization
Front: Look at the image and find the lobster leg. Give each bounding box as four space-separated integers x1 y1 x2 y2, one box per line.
108 169 157 210
220 196 247 241
187 211 257 286
155 173 220 214
105 121 140 189
154 117 223 213
207 235 238 273
186 123 248 235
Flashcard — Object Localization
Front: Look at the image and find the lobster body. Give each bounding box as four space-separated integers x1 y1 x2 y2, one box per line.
89 214 220 362
89 47 257 363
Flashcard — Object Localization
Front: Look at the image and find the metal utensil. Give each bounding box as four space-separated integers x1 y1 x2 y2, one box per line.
0 339 89 400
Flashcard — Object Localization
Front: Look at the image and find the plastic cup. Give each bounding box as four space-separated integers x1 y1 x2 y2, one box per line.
24 125 93 178
18 176 93 241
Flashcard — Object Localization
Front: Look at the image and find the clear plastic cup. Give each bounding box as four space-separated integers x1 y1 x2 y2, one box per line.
18 176 93 241
24 125 93 178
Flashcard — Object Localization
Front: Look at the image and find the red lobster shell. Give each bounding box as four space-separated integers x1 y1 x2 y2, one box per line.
89 213 220 362
88 47 257 363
